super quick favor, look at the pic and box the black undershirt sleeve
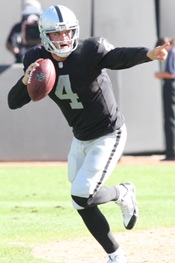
[8,77,31,109]
[100,47,152,70]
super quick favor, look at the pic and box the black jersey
[8,37,151,140]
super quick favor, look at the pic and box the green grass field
[0,164,175,263]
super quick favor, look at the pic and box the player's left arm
[98,40,169,70]
[146,43,169,61]
[100,46,152,69]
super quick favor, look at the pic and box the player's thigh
[71,124,127,197]
[68,137,86,182]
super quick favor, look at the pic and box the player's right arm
[8,58,42,109]
[8,47,45,109]
[8,77,31,109]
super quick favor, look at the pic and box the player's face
[49,30,72,50]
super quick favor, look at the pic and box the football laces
[28,71,33,84]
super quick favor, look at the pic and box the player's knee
[72,199,84,210]
[71,195,89,209]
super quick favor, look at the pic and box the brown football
[27,59,56,101]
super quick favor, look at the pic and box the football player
[8,5,168,263]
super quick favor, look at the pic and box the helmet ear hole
[39,5,79,57]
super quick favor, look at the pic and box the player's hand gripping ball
[27,59,56,101]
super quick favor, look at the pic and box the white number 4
[55,75,83,109]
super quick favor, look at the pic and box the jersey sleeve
[8,46,49,109]
[82,37,115,67]
[84,37,151,70]
[8,77,31,109]
[99,46,152,70]
[7,50,36,110]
